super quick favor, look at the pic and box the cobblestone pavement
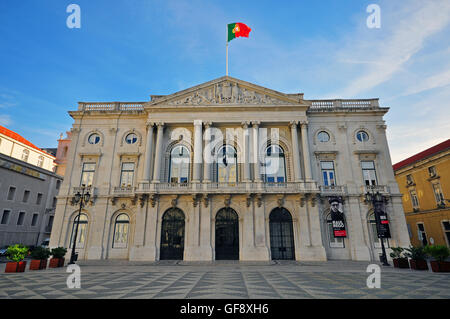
[0,260,449,299]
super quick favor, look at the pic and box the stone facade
[49,76,410,262]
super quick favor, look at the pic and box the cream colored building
[49,77,410,262]
[0,125,56,172]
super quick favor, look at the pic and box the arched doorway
[269,207,295,260]
[215,208,239,260]
[160,208,185,260]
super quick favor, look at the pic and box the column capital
[155,122,165,128]
[300,120,309,126]
[241,121,251,128]
[194,120,203,126]
[252,121,261,127]
[289,120,299,128]
[146,121,155,129]
[204,121,213,128]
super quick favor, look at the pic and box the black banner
[375,209,391,238]
[329,197,346,238]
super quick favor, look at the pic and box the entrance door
[160,208,185,260]
[215,208,239,260]
[269,208,295,260]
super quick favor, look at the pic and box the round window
[125,133,138,145]
[88,133,100,145]
[356,131,369,142]
[318,131,330,143]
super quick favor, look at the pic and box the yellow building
[393,139,450,247]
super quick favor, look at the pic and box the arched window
[169,145,190,183]
[216,145,237,183]
[21,149,30,162]
[326,214,345,248]
[125,133,138,145]
[368,212,390,248]
[69,214,88,248]
[113,214,130,248]
[318,131,330,143]
[264,145,286,183]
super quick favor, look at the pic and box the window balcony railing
[319,185,347,195]
[135,181,319,194]
[363,185,389,194]
[113,186,136,195]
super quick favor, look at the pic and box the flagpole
[226,25,229,76]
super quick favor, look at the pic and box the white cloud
[400,68,450,97]
[332,0,450,98]
[0,114,12,126]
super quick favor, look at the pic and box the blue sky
[0,0,449,164]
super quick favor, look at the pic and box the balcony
[319,185,347,196]
[363,185,390,195]
[113,186,136,195]
[136,181,319,195]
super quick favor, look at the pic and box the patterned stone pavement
[0,260,449,299]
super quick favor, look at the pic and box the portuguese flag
[228,23,252,42]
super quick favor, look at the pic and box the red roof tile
[393,139,450,171]
[0,125,55,158]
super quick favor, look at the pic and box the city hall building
[49,76,410,262]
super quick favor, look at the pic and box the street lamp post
[69,184,90,265]
[365,189,390,266]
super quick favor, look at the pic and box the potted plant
[29,247,51,270]
[5,244,29,273]
[424,245,450,272]
[389,247,409,268]
[404,246,428,270]
[49,247,67,268]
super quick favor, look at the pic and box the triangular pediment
[147,76,304,107]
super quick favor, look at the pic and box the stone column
[143,122,154,182]
[242,121,251,182]
[203,122,212,183]
[193,120,203,182]
[252,121,262,182]
[289,121,302,181]
[152,123,164,183]
[300,121,312,180]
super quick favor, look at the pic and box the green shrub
[30,246,51,260]
[424,245,450,262]
[6,244,29,262]
[404,246,427,260]
[51,247,67,259]
[389,247,405,259]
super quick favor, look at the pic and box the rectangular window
[406,174,414,185]
[7,186,16,201]
[410,190,419,209]
[428,166,437,177]
[120,163,135,187]
[321,161,336,186]
[17,212,25,226]
[31,214,38,226]
[36,193,43,205]
[48,216,54,228]
[37,156,44,167]
[417,223,428,246]
[1,210,10,225]
[23,190,30,203]
[432,183,445,205]
[442,221,450,247]
[362,161,377,186]
[81,163,96,186]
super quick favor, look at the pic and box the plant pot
[49,257,64,268]
[393,258,409,268]
[5,261,27,273]
[430,261,450,272]
[409,259,428,270]
[30,259,47,270]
